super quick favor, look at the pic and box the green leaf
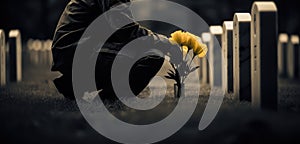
[165,75,174,79]
[189,66,200,73]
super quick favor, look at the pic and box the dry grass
[1,56,300,144]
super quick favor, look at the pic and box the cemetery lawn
[1,63,300,144]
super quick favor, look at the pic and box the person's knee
[129,55,164,95]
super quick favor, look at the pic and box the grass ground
[1,54,300,144]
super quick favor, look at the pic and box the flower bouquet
[166,30,208,98]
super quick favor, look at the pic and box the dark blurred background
[0,0,299,42]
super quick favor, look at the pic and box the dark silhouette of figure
[51,0,177,100]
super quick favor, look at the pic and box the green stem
[176,82,181,98]
[184,47,191,62]
[189,55,196,68]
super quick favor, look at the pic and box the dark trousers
[54,52,164,100]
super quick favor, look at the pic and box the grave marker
[201,33,211,85]
[251,2,278,110]
[196,37,203,82]
[287,35,299,79]
[8,30,22,82]
[222,21,234,93]
[40,40,48,65]
[233,13,252,101]
[44,39,53,66]
[0,30,5,86]
[27,39,34,51]
[209,26,223,88]
[278,33,289,77]
[32,39,42,65]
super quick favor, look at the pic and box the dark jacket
[51,0,152,73]
[51,0,177,100]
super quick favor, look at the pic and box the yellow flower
[182,45,188,54]
[169,30,208,58]
[186,33,200,51]
[168,37,176,45]
[169,30,184,45]
[197,43,208,58]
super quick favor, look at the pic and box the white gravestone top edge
[234,13,251,22]
[279,33,289,43]
[291,35,299,44]
[252,2,277,12]
[201,33,211,43]
[223,21,233,30]
[209,26,223,35]
[45,39,53,51]
[9,30,20,37]
[32,40,43,51]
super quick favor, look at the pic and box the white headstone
[44,39,53,66]
[233,13,252,101]
[209,26,223,88]
[27,39,34,51]
[222,21,234,93]
[196,37,203,82]
[278,34,289,78]
[27,39,34,63]
[251,2,278,110]
[287,35,299,79]
[201,33,211,85]
[0,30,6,86]
[8,30,22,82]
[39,40,48,65]
[31,40,42,64]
